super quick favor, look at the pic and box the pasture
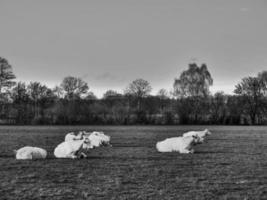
[0,126,266,200]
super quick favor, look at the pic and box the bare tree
[124,78,152,111]
[125,79,152,98]
[60,76,89,100]
[234,76,265,124]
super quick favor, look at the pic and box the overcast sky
[0,0,267,97]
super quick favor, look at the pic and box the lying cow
[85,131,111,148]
[65,131,85,142]
[182,129,211,144]
[54,135,93,159]
[156,135,201,153]
[15,146,47,160]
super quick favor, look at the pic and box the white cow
[86,131,111,148]
[156,135,201,153]
[15,146,47,160]
[64,131,85,142]
[54,136,93,159]
[182,129,211,143]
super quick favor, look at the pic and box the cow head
[82,135,94,149]
[204,129,212,136]
[192,135,203,144]
[77,131,85,140]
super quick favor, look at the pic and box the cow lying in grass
[156,135,201,153]
[56,131,111,159]
[182,129,211,144]
[65,131,85,142]
[15,146,47,160]
[54,135,93,159]
[86,131,111,148]
[65,131,111,148]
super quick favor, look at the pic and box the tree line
[1,57,267,125]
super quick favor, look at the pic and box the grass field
[0,126,266,200]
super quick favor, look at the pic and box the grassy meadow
[0,126,266,200]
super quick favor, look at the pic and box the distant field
[0,126,267,200]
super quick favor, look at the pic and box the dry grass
[0,126,267,200]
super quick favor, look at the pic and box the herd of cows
[14,129,211,160]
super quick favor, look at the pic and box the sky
[0,0,267,98]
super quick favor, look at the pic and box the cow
[156,135,201,153]
[15,146,47,160]
[54,135,93,159]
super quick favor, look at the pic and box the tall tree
[27,82,50,118]
[11,82,29,124]
[234,76,265,124]
[124,79,152,98]
[258,71,267,95]
[157,89,169,114]
[210,92,227,124]
[124,78,152,111]
[173,63,213,123]
[60,76,89,100]
[173,63,213,98]
[0,57,16,119]
[0,57,16,94]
